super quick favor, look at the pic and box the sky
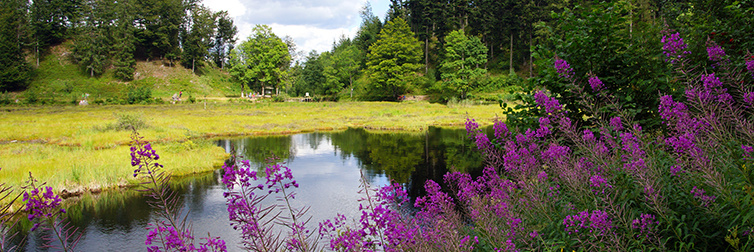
[203,0,390,62]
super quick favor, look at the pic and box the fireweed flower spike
[588,74,604,92]
[554,56,575,79]
[661,32,690,63]
[131,131,226,252]
[706,40,726,62]
[22,173,81,251]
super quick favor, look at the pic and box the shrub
[126,85,152,104]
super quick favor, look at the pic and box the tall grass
[0,141,227,196]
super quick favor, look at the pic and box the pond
[12,127,485,251]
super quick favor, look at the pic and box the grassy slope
[21,42,241,103]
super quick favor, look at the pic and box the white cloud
[203,0,390,57]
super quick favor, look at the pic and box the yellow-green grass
[0,140,228,193]
[0,101,504,148]
[0,101,503,203]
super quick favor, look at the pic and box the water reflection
[14,127,484,251]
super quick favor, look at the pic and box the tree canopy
[229,25,290,95]
[439,30,488,99]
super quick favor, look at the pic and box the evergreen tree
[0,0,31,91]
[354,2,382,60]
[112,0,136,81]
[134,0,186,63]
[300,51,325,97]
[365,18,422,100]
[29,0,81,67]
[71,0,112,77]
[181,5,214,73]
[212,11,237,69]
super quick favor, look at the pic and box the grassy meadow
[0,101,503,196]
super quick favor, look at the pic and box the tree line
[2,0,751,103]
[0,0,237,91]
[286,0,753,102]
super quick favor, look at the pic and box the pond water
[13,127,484,251]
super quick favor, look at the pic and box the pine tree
[112,0,136,81]
[0,0,31,91]
[366,18,422,100]
[212,11,237,69]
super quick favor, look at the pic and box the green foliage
[0,91,12,105]
[104,112,148,131]
[322,42,362,96]
[511,1,674,130]
[438,30,488,99]
[229,25,291,93]
[126,85,153,104]
[212,11,237,69]
[354,2,383,59]
[112,0,137,81]
[365,18,423,100]
[180,5,215,73]
[72,28,110,77]
[0,0,31,91]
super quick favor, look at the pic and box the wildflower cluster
[131,131,226,252]
[554,56,575,79]
[222,158,314,251]
[23,184,64,231]
[21,173,81,251]
[145,223,226,252]
[661,32,690,63]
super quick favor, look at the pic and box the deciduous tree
[439,30,487,99]
[229,25,290,95]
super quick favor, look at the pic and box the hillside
[9,42,241,105]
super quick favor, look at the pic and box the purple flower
[610,117,623,131]
[632,214,658,238]
[744,92,754,105]
[533,91,563,114]
[493,119,509,139]
[542,144,570,162]
[589,174,612,194]
[554,56,575,79]
[662,32,690,63]
[474,132,491,150]
[563,210,613,235]
[465,118,480,138]
[747,59,754,76]
[701,73,723,89]
[23,185,65,231]
[582,129,596,142]
[743,145,754,160]
[706,42,726,61]
[588,75,604,92]
[691,186,716,207]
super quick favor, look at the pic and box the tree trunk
[529,33,533,78]
[509,33,514,75]
[192,58,195,74]
[425,27,429,75]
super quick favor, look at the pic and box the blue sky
[203,0,390,61]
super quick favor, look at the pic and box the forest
[0,0,753,104]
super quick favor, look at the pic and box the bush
[107,113,147,131]
[0,91,12,105]
[126,85,152,105]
